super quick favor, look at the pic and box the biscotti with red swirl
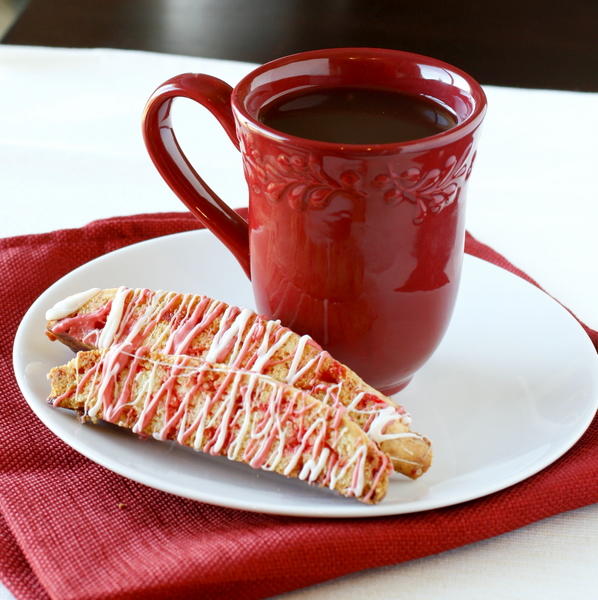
[48,349,392,504]
[45,287,433,479]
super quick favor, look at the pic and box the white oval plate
[13,229,598,517]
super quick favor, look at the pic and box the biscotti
[48,349,392,504]
[46,287,433,478]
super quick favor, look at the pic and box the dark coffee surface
[259,86,457,144]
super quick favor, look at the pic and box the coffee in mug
[257,85,458,144]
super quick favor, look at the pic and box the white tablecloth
[1,45,597,599]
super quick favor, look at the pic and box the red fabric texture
[1,214,596,600]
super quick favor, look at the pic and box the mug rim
[231,47,487,153]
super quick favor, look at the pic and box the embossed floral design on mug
[142,48,487,394]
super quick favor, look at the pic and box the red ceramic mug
[142,48,487,394]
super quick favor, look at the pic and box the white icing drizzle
[97,286,128,349]
[346,393,419,443]
[299,447,331,483]
[252,327,293,372]
[329,443,367,498]
[205,306,254,364]
[286,335,313,385]
[45,288,101,321]
[367,406,419,443]
[169,295,213,355]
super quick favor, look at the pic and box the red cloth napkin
[1,213,597,600]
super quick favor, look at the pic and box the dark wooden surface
[3,0,598,91]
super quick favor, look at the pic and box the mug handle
[142,73,251,278]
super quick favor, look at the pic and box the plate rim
[13,229,598,518]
